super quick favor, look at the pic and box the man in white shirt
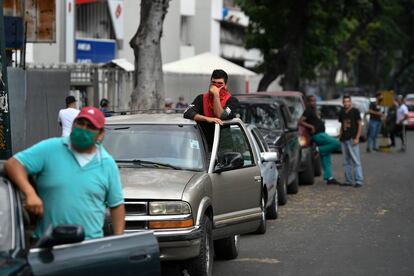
[58,96,80,137]
[396,95,409,152]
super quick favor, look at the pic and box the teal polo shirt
[15,137,124,240]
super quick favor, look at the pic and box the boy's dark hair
[211,69,228,83]
[100,98,109,108]
[343,95,351,100]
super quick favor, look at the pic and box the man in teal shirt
[5,107,125,239]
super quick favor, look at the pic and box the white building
[26,0,261,68]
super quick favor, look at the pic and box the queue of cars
[1,91,375,276]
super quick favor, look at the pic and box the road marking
[233,258,280,264]
[376,208,389,216]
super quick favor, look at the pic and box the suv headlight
[149,201,191,215]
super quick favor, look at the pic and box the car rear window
[281,96,304,123]
[238,103,282,130]
[317,105,342,119]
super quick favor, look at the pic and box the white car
[317,101,342,138]
[405,93,414,101]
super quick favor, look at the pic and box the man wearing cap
[4,107,125,240]
[58,95,80,137]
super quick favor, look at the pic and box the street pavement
[162,131,414,276]
[213,131,414,276]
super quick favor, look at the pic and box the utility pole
[0,0,13,159]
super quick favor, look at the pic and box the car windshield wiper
[116,159,182,170]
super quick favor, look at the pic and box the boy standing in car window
[299,95,341,185]
[4,107,125,240]
[184,69,239,149]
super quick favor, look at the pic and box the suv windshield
[104,125,204,171]
[238,103,282,130]
[0,181,12,252]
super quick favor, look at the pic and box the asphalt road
[162,131,414,276]
[213,131,414,276]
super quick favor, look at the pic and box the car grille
[124,200,148,231]
[125,200,148,215]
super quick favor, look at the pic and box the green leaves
[238,0,414,93]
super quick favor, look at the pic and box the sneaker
[366,148,371,153]
[327,178,341,185]
[354,183,363,188]
[339,182,353,187]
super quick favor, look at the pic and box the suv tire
[187,215,213,276]
[254,195,267,234]
[214,235,239,260]
[266,188,278,219]
[299,153,315,185]
[277,176,288,206]
[287,173,299,194]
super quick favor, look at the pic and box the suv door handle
[254,176,262,182]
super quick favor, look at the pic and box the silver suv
[104,113,268,276]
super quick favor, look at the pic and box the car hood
[120,167,198,200]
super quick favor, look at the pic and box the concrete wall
[7,68,71,152]
[31,0,65,64]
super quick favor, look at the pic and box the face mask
[70,127,98,150]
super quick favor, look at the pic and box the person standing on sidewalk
[395,95,409,152]
[58,96,80,137]
[338,95,364,188]
[299,95,341,185]
[366,92,385,152]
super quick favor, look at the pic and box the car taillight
[298,135,308,147]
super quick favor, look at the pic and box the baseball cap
[65,95,76,105]
[75,106,105,129]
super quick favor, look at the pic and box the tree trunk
[257,0,308,92]
[129,0,170,111]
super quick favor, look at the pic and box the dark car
[236,95,301,205]
[0,173,161,276]
[258,92,322,183]
[235,92,322,184]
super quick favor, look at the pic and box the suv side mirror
[36,225,85,248]
[260,152,278,162]
[214,152,244,172]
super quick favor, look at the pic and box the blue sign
[76,39,116,63]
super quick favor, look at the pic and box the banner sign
[76,38,116,63]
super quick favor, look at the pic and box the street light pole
[0,0,13,159]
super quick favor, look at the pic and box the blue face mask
[70,127,98,150]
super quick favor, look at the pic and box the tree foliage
[238,0,414,96]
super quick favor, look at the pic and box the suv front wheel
[187,215,213,276]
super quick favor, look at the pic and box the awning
[162,52,257,76]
